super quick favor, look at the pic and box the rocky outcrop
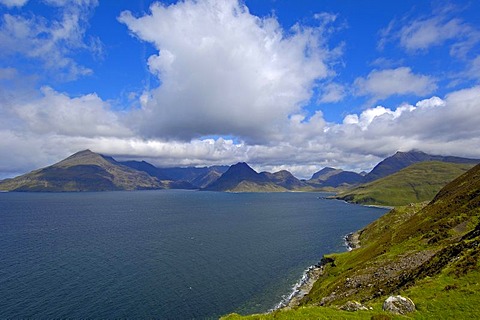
[344,232,360,250]
[339,301,369,311]
[382,295,415,315]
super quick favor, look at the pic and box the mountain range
[0,149,478,194]
[203,162,310,192]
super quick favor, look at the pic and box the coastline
[272,256,335,310]
[271,202,391,311]
[272,232,359,311]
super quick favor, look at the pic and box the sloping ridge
[337,161,476,206]
[308,167,364,188]
[364,150,479,182]
[0,150,162,191]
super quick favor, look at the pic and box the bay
[0,190,387,319]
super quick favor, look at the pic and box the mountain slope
[0,150,163,192]
[308,168,364,188]
[321,171,364,188]
[203,162,272,191]
[364,150,479,182]
[118,160,172,180]
[261,170,310,190]
[158,166,229,185]
[337,161,475,206]
[310,167,342,181]
[203,163,308,192]
[224,163,480,320]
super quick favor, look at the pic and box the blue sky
[1,0,480,179]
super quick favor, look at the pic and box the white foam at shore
[270,264,320,311]
[271,233,353,311]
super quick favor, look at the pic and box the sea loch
[0,190,387,319]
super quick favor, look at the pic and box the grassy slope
[337,161,474,206]
[223,164,480,319]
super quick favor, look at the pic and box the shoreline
[271,202,390,312]
[271,257,334,310]
[272,232,358,311]
[344,231,361,251]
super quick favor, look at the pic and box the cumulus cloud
[334,87,480,158]
[118,0,337,142]
[0,0,101,80]
[13,87,131,138]
[354,67,437,101]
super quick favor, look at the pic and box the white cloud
[13,86,131,138]
[0,0,28,8]
[400,18,466,51]
[415,96,445,108]
[318,83,345,103]
[380,8,480,59]
[354,67,437,101]
[466,55,480,80]
[336,86,480,157]
[0,0,101,80]
[118,0,336,142]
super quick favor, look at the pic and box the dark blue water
[0,190,387,319]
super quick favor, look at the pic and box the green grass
[222,306,400,320]
[337,162,475,206]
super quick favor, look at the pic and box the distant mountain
[308,167,364,188]
[310,167,342,181]
[203,162,269,191]
[190,168,226,188]
[174,166,229,188]
[0,150,163,192]
[321,171,364,188]
[119,161,228,189]
[118,160,172,180]
[203,162,308,192]
[364,150,479,182]
[337,161,476,206]
[261,170,310,190]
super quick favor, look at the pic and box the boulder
[339,300,368,311]
[382,295,415,315]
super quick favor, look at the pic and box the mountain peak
[55,149,106,168]
[226,162,257,175]
[310,167,343,181]
[0,150,162,192]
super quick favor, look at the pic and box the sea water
[0,190,387,319]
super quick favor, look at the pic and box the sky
[1,0,480,179]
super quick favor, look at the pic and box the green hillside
[363,150,479,182]
[337,161,475,206]
[223,163,480,319]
